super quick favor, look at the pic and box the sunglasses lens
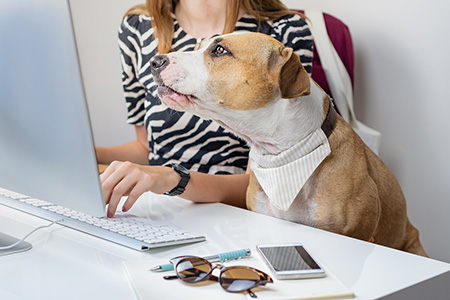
[220,268,261,292]
[176,257,211,283]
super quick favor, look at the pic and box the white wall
[72,0,450,262]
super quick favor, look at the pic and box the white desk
[0,192,449,300]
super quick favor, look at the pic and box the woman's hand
[100,161,179,217]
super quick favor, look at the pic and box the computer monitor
[0,0,106,222]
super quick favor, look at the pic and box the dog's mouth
[156,83,197,109]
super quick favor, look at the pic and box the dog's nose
[150,55,168,74]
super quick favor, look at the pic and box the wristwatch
[164,163,191,196]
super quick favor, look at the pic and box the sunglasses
[164,255,273,298]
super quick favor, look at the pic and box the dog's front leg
[313,175,381,242]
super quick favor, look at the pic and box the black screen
[260,245,321,271]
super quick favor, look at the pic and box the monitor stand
[0,232,32,256]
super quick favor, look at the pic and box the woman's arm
[101,161,249,218]
[96,125,149,165]
[183,172,249,207]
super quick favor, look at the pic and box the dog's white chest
[252,183,318,228]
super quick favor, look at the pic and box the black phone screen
[259,245,321,271]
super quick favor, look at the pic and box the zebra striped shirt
[118,13,313,174]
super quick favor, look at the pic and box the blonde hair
[124,0,304,54]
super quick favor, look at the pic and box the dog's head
[151,32,310,114]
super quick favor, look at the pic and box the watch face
[174,164,189,175]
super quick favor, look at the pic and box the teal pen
[149,248,251,272]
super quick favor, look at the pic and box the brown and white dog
[150,32,427,256]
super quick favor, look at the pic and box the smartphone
[256,243,325,279]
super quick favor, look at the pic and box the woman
[97,0,313,217]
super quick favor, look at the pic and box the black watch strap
[164,163,190,196]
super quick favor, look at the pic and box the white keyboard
[0,188,206,251]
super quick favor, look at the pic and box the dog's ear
[278,47,311,99]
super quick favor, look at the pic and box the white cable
[0,219,64,250]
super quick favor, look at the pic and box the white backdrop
[71,0,450,262]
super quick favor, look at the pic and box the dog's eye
[211,44,229,56]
